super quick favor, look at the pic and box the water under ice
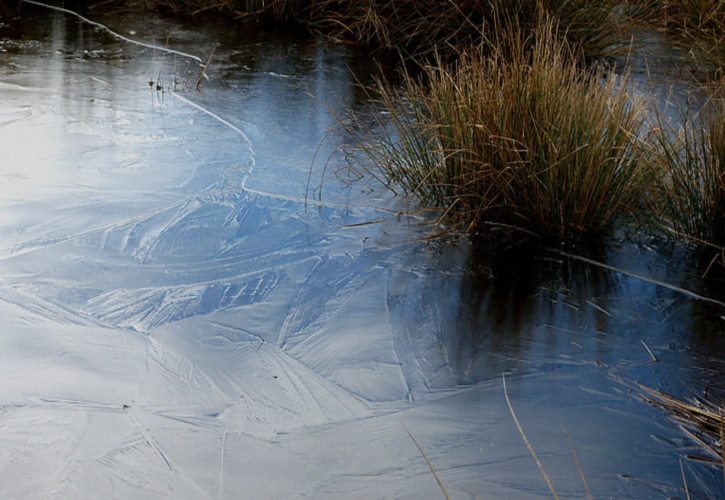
[0,6,724,498]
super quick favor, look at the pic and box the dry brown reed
[638,0,725,69]
[641,384,725,468]
[646,85,725,270]
[356,18,646,240]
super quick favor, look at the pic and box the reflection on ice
[0,5,724,498]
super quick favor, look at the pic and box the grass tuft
[638,0,725,69]
[357,18,646,240]
[647,86,725,269]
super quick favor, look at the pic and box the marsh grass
[655,0,725,33]
[127,0,635,59]
[356,19,646,240]
[301,0,633,58]
[647,88,725,270]
[640,0,725,69]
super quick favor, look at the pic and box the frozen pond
[1,5,724,498]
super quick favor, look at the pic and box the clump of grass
[647,87,725,270]
[639,0,725,69]
[660,0,725,31]
[358,19,646,240]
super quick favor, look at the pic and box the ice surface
[0,7,724,499]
